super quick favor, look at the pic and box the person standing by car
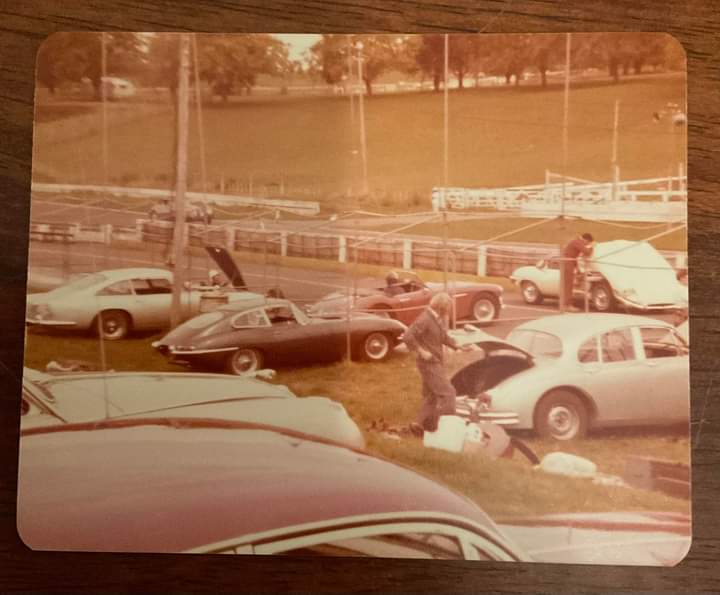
[384,271,404,297]
[403,292,469,435]
[561,232,595,311]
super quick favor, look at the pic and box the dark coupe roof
[18,422,496,553]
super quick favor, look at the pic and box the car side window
[265,305,297,326]
[640,327,685,359]
[231,309,270,329]
[577,336,599,363]
[96,280,133,296]
[148,278,173,294]
[130,279,154,295]
[600,328,636,362]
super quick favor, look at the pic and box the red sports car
[308,271,503,326]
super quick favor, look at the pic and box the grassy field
[33,75,686,211]
[24,332,690,519]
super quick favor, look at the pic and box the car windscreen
[47,273,107,297]
[506,329,563,359]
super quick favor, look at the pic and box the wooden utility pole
[561,32,571,219]
[170,34,191,328]
[442,34,449,291]
[611,99,620,202]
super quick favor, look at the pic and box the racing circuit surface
[27,238,677,339]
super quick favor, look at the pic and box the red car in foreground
[17,419,690,565]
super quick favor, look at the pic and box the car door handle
[644,360,659,367]
[583,367,600,374]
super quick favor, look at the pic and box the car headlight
[32,304,52,320]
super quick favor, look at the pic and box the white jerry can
[423,415,466,453]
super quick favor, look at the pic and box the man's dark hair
[581,233,594,242]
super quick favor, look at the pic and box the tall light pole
[346,35,356,196]
[356,41,369,196]
[170,33,191,328]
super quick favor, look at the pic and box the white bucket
[423,415,467,453]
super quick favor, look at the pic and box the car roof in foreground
[24,371,295,414]
[18,421,500,554]
[216,296,290,312]
[513,313,672,340]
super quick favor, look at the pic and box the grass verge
[24,332,690,519]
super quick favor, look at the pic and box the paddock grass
[24,332,691,519]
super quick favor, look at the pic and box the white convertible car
[510,240,687,313]
[449,314,689,440]
[26,246,261,339]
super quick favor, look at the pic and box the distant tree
[36,32,145,99]
[527,34,566,87]
[195,34,290,100]
[310,34,407,96]
[415,34,445,92]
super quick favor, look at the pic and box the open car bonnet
[589,241,683,307]
[446,326,534,379]
[205,246,248,290]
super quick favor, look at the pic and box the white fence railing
[432,175,688,223]
[31,182,321,215]
[29,219,688,280]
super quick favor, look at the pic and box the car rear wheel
[591,281,614,312]
[226,348,263,375]
[471,293,499,325]
[520,281,544,305]
[96,310,131,341]
[362,332,391,361]
[535,390,588,440]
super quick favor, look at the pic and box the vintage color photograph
[19,32,689,564]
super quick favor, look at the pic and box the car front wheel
[520,281,544,305]
[362,332,391,361]
[591,282,614,312]
[96,310,131,340]
[534,390,588,440]
[471,293,499,325]
[226,348,263,375]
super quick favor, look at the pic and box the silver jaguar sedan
[449,313,689,440]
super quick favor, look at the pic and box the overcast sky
[272,34,321,61]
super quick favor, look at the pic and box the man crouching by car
[403,292,471,436]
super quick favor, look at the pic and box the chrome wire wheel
[363,332,390,361]
[472,295,497,323]
[227,348,262,375]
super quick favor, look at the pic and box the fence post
[338,235,346,263]
[225,226,234,251]
[477,245,487,277]
[402,238,412,270]
[281,231,288,257]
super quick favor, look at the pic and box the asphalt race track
[26,238,676,339]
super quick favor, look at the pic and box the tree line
[37,32,684,101]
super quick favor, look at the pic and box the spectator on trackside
[561,233,595,311]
